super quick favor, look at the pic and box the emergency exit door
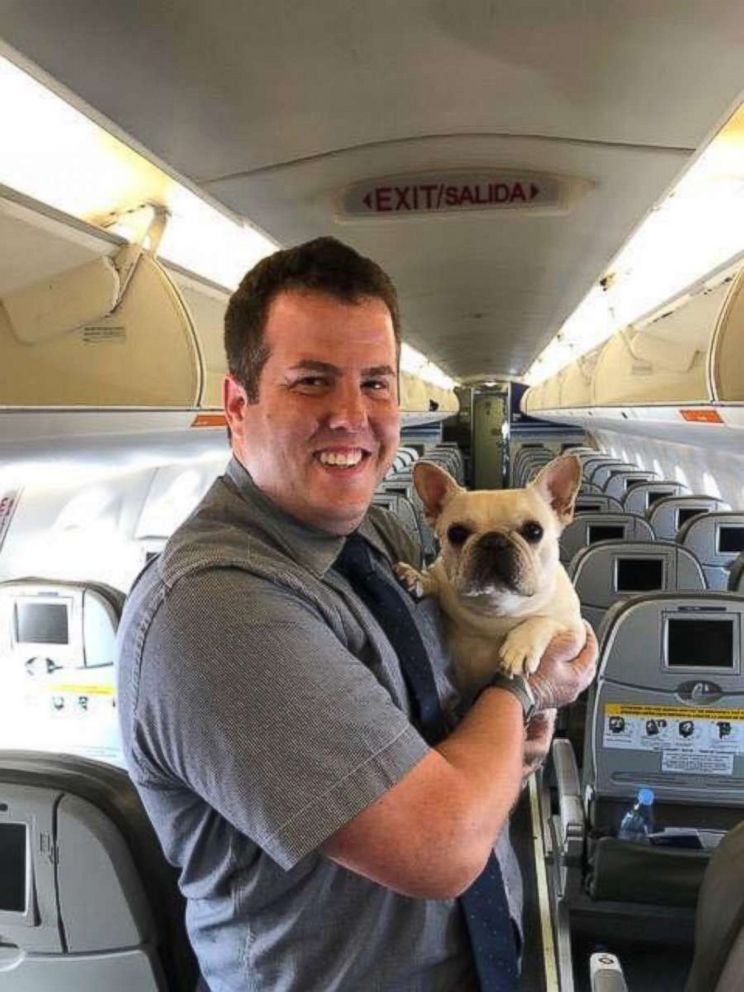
[473,390,508,489]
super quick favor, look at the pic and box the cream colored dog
[395,454,584,696]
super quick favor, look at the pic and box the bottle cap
[638,787,655,805]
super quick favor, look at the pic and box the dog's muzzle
[463,530,536,597]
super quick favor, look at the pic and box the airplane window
[588,525,624,543]
[666,618,735,669]
[615,558,663,591]
[0,823,27,913]
[703,472,722,498]
[718,526,744,554]
[677,507,708,528]
[14,602,69,645]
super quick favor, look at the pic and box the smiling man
[116,237,596,992]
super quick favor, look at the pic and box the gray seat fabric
[0,750,200,991]
[622,480,689,516]
[729,553,744,593]
[686,820,744,992]
[590,462,638,488]
[678,512,744,590]
[648,495,731,542]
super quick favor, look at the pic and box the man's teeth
[318,450,364,466]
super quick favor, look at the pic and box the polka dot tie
[335,534,519,991]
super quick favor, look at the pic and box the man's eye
[293,376,330,390]
[362,378,390,392]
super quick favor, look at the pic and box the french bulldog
[395,454,584,696]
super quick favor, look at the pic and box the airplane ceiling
[2,0,744,379]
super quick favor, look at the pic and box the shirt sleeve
[131,568,430,870]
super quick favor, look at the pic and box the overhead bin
[0,246,457,426]
[521,266,744,417]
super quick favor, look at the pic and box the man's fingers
[543,627,587,665]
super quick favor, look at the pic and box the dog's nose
[479,531,510,553]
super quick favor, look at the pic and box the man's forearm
[434,688,525,860]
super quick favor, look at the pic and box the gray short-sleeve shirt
[116,457,519,992]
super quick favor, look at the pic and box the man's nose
[326,382,368,431]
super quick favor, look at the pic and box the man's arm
[322,625,598,899]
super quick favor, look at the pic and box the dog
[395,454,584,697]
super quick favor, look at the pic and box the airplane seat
[0,578,125,765]
[511,443,549,486]
[678,512,744,590]
[0,749,199,991]
[590,462,638,489]
[547,593,744,990]
[560,513,654,567]
[622,480,689,516]
[603,470,658,502]
[516,452,551,487]
[729,553,744,594]
[578,481,604,496]
[568,540,706,630]
[647,495,731,541]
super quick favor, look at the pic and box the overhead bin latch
[3,202,170,345]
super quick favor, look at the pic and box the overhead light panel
[526,102,744,385]
[0,52,276,288]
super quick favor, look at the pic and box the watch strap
[480,673,537,724]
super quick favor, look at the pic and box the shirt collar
[225,456,391,577]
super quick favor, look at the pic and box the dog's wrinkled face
[414,455,581,613]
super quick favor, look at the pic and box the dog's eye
[520,520,544,543]
[446,524,471,546]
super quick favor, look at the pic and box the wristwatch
[480,672,537,725]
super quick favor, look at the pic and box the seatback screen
[588,525,624,543]
[677,507,707,528]
[576,502,602,513]
[667,618,735,669]
[625,478,645,492]
[616,558,663,592]
[718,527,744,554]
[0,823,26,913]
[14,602,69,644]
[646,491,668,507]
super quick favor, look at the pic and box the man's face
[224,289,401,535]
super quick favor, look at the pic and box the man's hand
[528,622,598,712]
[523,708,556,778]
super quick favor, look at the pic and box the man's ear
[530,455,582,527]
[413,461,463,525]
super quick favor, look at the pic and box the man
[116,237,596,991]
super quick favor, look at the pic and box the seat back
[0,750,199,991]
[678,513,744,590]
[648,495,731,541]
[729,554,744,594]
[569,541,706,630]
[623,481,689,516]
[686,820,744,992]
[0,579,124,765]
[560,513,654,566]
[587,592,744,810]
[514,449,551,487]
[590,462,637,488]
[604,470,658,501]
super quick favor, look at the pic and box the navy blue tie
[334,533,519,992]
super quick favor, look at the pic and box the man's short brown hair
[224,237,401,402]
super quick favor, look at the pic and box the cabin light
[525,102,744,384]
[0,52,276,289]
[400,343,456,390]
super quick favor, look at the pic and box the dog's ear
[413,461,463,525]
[530,454,582,527]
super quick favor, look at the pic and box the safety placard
[341,170,591,218]
[603,703,744,774]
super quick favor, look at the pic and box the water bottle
[617,787,655,843]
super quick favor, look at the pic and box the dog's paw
[394,562,427,600]
[499,629,544,677]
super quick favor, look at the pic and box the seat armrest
[552,738,585,864]
[590,951,628,991]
